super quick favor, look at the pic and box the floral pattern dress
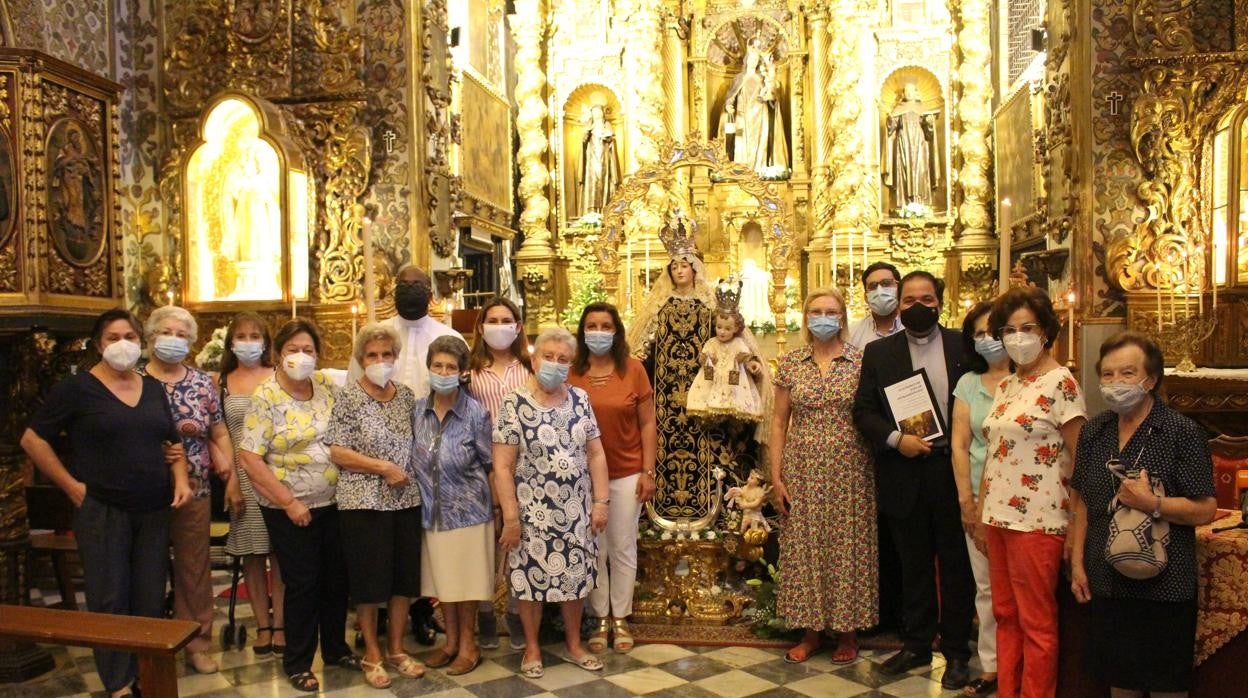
[981,367,1086,534]
[238,372,339,510]
[494,384,601,602]
[774,345,879,631]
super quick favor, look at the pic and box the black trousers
[262,505,351,675]
[883,454,976,662]
[73,494,171,692]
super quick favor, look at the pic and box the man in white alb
[848,261,905,351]
[380,265,463,395]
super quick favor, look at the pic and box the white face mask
[482,324,518,351]
[1101,380,1150,414]
[364,361,396,388]
[1003,332,1044,366]
[101,339,142,371]
[282,352,316,381]
[867,286,898,316]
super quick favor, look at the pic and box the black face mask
[394,282,430,320]
[900,302,940,334]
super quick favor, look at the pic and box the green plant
[561,244,609,328]
[743,562,795,639]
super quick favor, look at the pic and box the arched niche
[878,66,948,216]
[560,83,625,223]
[182,93,312,306]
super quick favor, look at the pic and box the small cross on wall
[1106,92,1125,116]
[382,129,397,154]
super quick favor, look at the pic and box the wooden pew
[0,605,198,697]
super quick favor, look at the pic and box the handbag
[1104,464,1170,580]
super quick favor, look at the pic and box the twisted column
[807,5,834,249]
[512,0,551,252]
[826,2,872,287]
[954,0,993,244]
[625,0,665,166]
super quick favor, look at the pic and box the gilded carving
[512,0,551,249]
[296,0,364,94]
[825,1,875,249]
[953,0,992,238]
[163,0,227,112]
[625,0,665,167]
[420,0,456,259]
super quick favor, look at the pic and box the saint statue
[222,150,282,299]
[722,38,789,174]
[883,83,940,211]
[577,104,620,217]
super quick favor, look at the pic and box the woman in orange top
[568,302,657,653]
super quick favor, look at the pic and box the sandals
[424,648,456,669]
[568,652,604,672]
[784,638,822,664]
[445,653,482,676]
[520,658,544,678]
[254,626,273,656]
[361,659,392,689]
[287,671,319,693]
[612,619,634,653]
[272,627,286,656]
[964,676,999,696]
[386,653,426,678]
[587,618,610,653]
[831,636,859,665]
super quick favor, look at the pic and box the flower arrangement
[895,201,933,219]
[578,212,603,228]
[195,326,228,372]
[743,562,795,639]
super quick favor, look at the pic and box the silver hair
[533,327,576,356]
[352,323,404,365]
[145,305,198,344]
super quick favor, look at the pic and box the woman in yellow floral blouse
[238,319,360,693]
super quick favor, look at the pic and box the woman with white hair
[495,327,610,678]
[139,305,234,674]
[327,323,424,688]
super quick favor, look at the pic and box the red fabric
[988,527,1063,698]
[1211,453,1247,510]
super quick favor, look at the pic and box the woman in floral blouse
[327,323,425,688]
[139,305,234,675]
[238,319,359,693]
[978,287,1086,698]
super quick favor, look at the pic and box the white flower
[705,531,718,540]
[710,585,722,595]
[676,532,687,541]
[660,531,672,541]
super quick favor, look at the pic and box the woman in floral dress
[770,288,877,664]
[978,287,1086,698]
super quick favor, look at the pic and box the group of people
[771,261,1216,698]
[20,256,1218,698]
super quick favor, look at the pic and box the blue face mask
[232,340,265,366]
[974,336,1009,365]
[428,371,461,395]
[536,360,570,390]
[807,315,841,341]
[153,335,190,364]
[584,331,614,356]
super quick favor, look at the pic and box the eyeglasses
[1000,323,1044,337]
[866,279,898,292]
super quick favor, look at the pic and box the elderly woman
[978,287,1086,698]
[569,302,657,654]
[412,335,495,676]
[950,300,1009,696]
[238,319,359,693]
[327,323,425,688]
[22,309,192,698]
[770,288,877,664]
[139,305,234,674]
[1070,332,1216,697]
[495,327,610,678]
[220,313,285,655]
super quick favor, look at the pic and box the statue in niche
[577,103,620,217]
[883,83,940,211]
[221,150,282,299]
[722,38,788,174]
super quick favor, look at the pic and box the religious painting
[231,0,278,43]
[706,15,791,178]
[460,71,512,213]
[993,84,1038,234]
[0,126,14,247]
[46,118,106,267]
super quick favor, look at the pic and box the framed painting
[45,117,106,267]
[0,125,13,246]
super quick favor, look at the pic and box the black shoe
[941,659,971,690]
[410,598,438,646]
[878,649,932,675]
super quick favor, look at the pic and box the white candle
[1066,289,1076,362]
[626,236,633,311]
[351,304,358,338]
[361,213,377,324]
[832,234,839,288]
[290,280,297,319]
[644,238,651,292]
[863,227,868,269]
[166,290,174,307]
[847,232,855,291]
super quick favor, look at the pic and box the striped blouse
[468,359,529,423]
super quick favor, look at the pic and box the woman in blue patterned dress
[494,327,610,679]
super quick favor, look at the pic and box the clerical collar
[394,314,429,328]
[906,328,940,345]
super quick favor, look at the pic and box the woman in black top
[21,308,192,698]
[1069,331,1216,695]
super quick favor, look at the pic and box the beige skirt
[420,520,496,602]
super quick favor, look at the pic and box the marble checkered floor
[5,572,975,697]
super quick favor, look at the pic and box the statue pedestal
[632,536,755,625]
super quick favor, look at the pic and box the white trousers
[589,473,641,618]
[965,530,998,673]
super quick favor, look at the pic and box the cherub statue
[725,470,773,534]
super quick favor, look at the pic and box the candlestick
[847,233,855,290]
[863,226,868,269]
[1155,278,1162,333]
[832,233,839,288]
[1066,289,1076,364]
[644,238,651,293]
[626,236,633,312]
[166,290,174,307]
[351,304,358,338]
[361,212,378,324]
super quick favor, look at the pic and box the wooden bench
[0,605,198,697]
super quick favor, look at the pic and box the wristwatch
[1150,495,1163,520]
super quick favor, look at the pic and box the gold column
[826,1,871,296]
[626,0,666,167]
[510,0,557,331]
[662,10,687,142]
[805,4,833,288]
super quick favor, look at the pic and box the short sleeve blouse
[325,380,422,511]
[953,371,997,497]
[238,371,339,509]
[1070,401,1216,601]
[567,357,653,480]
[981,366,1086,534]
[139,365,222,498]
